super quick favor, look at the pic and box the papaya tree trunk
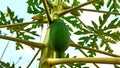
[39,28,51,68]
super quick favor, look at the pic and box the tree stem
[47,57,120,65]
[0,21,47,28]
[70,42,120,57]
[79,8,120,15]
[78,49,99,68]
[27,49,41,68]
[59,0,98,16]
[0,35,44,48]
[42,0,52,23]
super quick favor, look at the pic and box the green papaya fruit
[49,18,70,58]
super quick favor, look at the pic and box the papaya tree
[0,0,120,68]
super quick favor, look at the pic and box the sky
[0,0,120,68]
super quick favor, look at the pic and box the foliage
[0,7,40,50]
[0,61,21,68]
[0,0,120,68]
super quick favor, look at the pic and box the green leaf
[88,50,96,57]
[23,35,35,40]
[39,0,42,4]
[32,23,41,29]
[72,0,80,6]
[27,6,33,13]
[17,18,24,22]
[93,36,99,49]
[7,7,14,17]
[107,18,118,29]
[63,15,80,28]
[0,12,7,23]
[107,39,116,44]
[16,42,23,50]
[32,6,39,14]
[31,31,39,36]
[107,0,111,8]
[98,16,103,28]
[0,61,16,68]
[91,0,104,10]
[105,45,113,53]
[27,0,33,6]
[74,31,80,35]
[116,20,120,27]
[78,41,84,45]
[118,0,120,3]
[100,40,104,47]
[92,21,98,30]
[66,25,73,32]
[27,0,44,14]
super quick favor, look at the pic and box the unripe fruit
[49,18,70,58]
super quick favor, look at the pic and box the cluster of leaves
[27,0,44,14]
[0,61,21,68]
[62,15,80,29]
[0,7,40,50]
[71,0,120,57]
[88,0,120,12]
[75,13,120,56]
[107,0,120,12]
[87,0,104,10]
[27,0,45,30]
[62,0,120,57]
[62,1,82,31]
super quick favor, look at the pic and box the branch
[42,0,52,23]
[46,0,54,8]
[0,34,13,61]
[78,49,99,68]
[0,35,45,48]
[59,0,98,16]
[79,8,120,15]
[0,21,47,28]
[70,42,120,57]
[27,49,40,68]
[47,57,120,65]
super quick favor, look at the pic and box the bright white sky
[0,0,120,68]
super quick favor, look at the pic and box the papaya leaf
[62,15,81,28]
[0,61,20,68]
[27,6,33,13]
[0,12,7,23]
[16,42,23,50]
[74,28,90,35]
[66,25,73,32]
[107,0,120,13]
[107,18,118,29]
[7,7,15,23]
[87,0,104,10]
[88,50,96,57]
[118,0,120,2]
[72,0,80,7]
[98,16,103,27]
[91,21,98,30]
[107,0,111,8]
[100,39,104,47]
[27,0,44,14]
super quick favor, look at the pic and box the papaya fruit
[49,18,70,58]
